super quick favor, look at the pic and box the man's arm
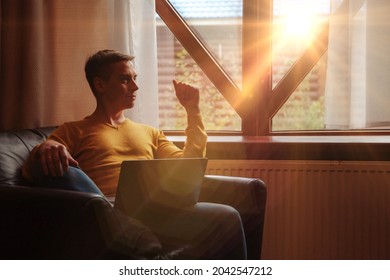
[173,80,207,158]
[173,80,200,115]
[22,139,79,180]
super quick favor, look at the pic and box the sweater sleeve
[155,113,207,158]
[182,113,207,158]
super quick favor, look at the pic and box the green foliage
[272,61,326,131]
[161,48,325,131]
[161,49,241,130]
[272,95,325,131]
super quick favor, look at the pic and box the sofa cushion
[0,127,56,186]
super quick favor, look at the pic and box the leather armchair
[0,126,267,259]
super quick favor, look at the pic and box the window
[156,0,242,131]
[156,0,390,135]
[272,1,329,131]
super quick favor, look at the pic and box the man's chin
[128,103,135,109]
[124,99,136,108]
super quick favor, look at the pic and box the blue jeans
[30,163,247,259]
[30,163,164,259]
[31,164,103,195]
[137,202,247,259]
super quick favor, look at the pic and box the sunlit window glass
[156,0,242,131]
[272,0,330,131]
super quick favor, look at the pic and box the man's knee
[193,203,247,259]
[30,162,102,195]
[197,203,242,224]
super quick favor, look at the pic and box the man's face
[98,60,139,110]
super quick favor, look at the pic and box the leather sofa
[0,126,267,259]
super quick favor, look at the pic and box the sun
[283,11,315,39]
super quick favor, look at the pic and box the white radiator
[206,160,390,259]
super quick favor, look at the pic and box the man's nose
[131,81,139,91]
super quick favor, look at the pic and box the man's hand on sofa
[35,140,79,177]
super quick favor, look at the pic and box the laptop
[114,158,208,217]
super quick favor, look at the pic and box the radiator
[206,160,390,260]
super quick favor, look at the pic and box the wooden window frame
[156,0,389,137]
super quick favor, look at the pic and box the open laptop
[114,158,208,217]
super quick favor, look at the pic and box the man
[23,50,246,259]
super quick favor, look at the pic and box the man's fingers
[42,149,56,177]
[58,146,70,173]
[172,80,200,114]
[50,146,63,177]
[68,156,79,168]
[39,153,49,176]
[173,80,198,99]
[36,140,74,178]
[63,149,79,168]
[39,145,65,177]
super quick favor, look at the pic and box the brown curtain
[0,0,114,130]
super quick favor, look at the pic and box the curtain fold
[0,0,158,130]
[0,0,57,129]
[325,0,390,129]
[126,0,159,128]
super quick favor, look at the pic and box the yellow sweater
[25,115,207,196]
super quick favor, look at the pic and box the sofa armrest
[199,175,267,259]
[0,184,128,259]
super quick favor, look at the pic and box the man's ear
[93,77,105,95]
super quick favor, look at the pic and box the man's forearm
[182,114,207,158]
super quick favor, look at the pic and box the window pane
[272,53,327,131]
[168,0,242,89]
[272,0,390,132]
[156,19,241,131]
[272,0,330,88]
[272,0,329,131]
[324,0,390,130]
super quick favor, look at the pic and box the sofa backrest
[0,127,57,186]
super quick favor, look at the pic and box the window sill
[167,135,390,161]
